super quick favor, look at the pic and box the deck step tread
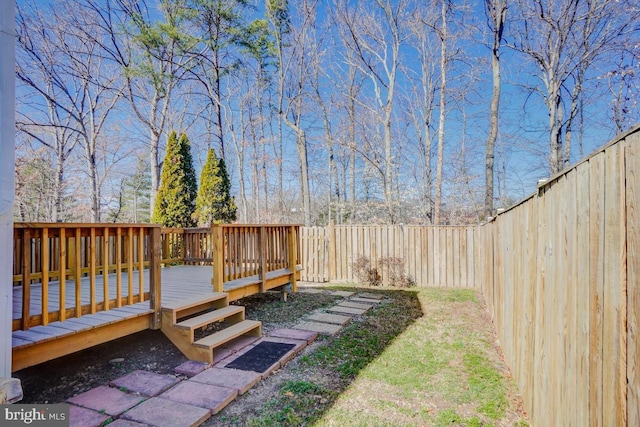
[175,306,245,330]
[162,292,228,312]
[194,320,261,349]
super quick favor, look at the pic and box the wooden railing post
[259,226,267,293]
[211,224,224,293]
[287,225,298,293]
[149,226,162,330]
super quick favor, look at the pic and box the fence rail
[12,223,161,331]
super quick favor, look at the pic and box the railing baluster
[21,229,31,330]
[138,227,144,302]
[74,228,81,318]
[90,227,96,314]
[41,227,49,325]
[59,228,66,322]
[127,227,133,305]
[116,227,122,307]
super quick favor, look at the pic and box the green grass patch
[211,287,527,426]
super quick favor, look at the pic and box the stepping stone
[107,420,150,427]
[293,321,343,335]
[159,380,237,414]
[67,385,143,416]
[297,288,325,294]
[307,312,352,325]
[269,328,318,344]
[220,335,261,352]
[350,297,382,304]
[327,306,367,316]
[339,301,373,310]
[121,397,210,427]
[110,370,180,397]
[69,405,110,427]
[359,292,384,300]
[331,290,355,297]
[175,361,209,377]
[190,367,262,395]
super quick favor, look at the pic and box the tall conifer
[152,131,197,227]
[195,148,237,225]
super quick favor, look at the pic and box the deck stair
[161,292,262,364]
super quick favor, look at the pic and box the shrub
[351,256,381,286]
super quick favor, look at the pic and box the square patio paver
[68,405,110,427]
[67,385,144,416]
[269,328,318,343]
[293,321,343,335]
[327,306,367,316]
[110,370,180,397]
[306,312,352,325]
[159,380,237,414]
[190,367,262,394]
[121,397,210,427]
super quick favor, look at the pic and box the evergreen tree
[195,148,237,225]
[152,131,197,227]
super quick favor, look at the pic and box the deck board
[12,265,296,351]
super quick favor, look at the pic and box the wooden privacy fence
[12,223,162,331]
[477,126,640,426]
[299,224,477,288]
[299,125,640,426]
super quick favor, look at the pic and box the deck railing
[11,223,300,332]
[13,223,161,331]
[211,224,301,293]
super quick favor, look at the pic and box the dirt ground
[14,290,340,405]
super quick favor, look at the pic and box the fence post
[149,226,162,330]
[328,220,336,282]
[287,226,298,292]
[211,224,224,293]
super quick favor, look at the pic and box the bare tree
[82,0,197,216]
[17,0,124,222]
[484,0,507,218]
[334,0,407,222]
[512,0,639,174]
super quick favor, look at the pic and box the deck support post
[0,1,23,401]
[211,224,224,293]
[149,226,162,330]
[287,226,298,293]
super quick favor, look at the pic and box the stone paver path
[62,290,384,426]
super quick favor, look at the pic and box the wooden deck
[11,265,299,372]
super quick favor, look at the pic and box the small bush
[351,255,415,288]
[378,256,416,288]
[351,256,381,286]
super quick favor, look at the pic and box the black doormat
[225,341,296,373]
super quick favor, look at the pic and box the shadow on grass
[212,286,424,426]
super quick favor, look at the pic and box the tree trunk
[434,0,448,225]
[484,0,506,218]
